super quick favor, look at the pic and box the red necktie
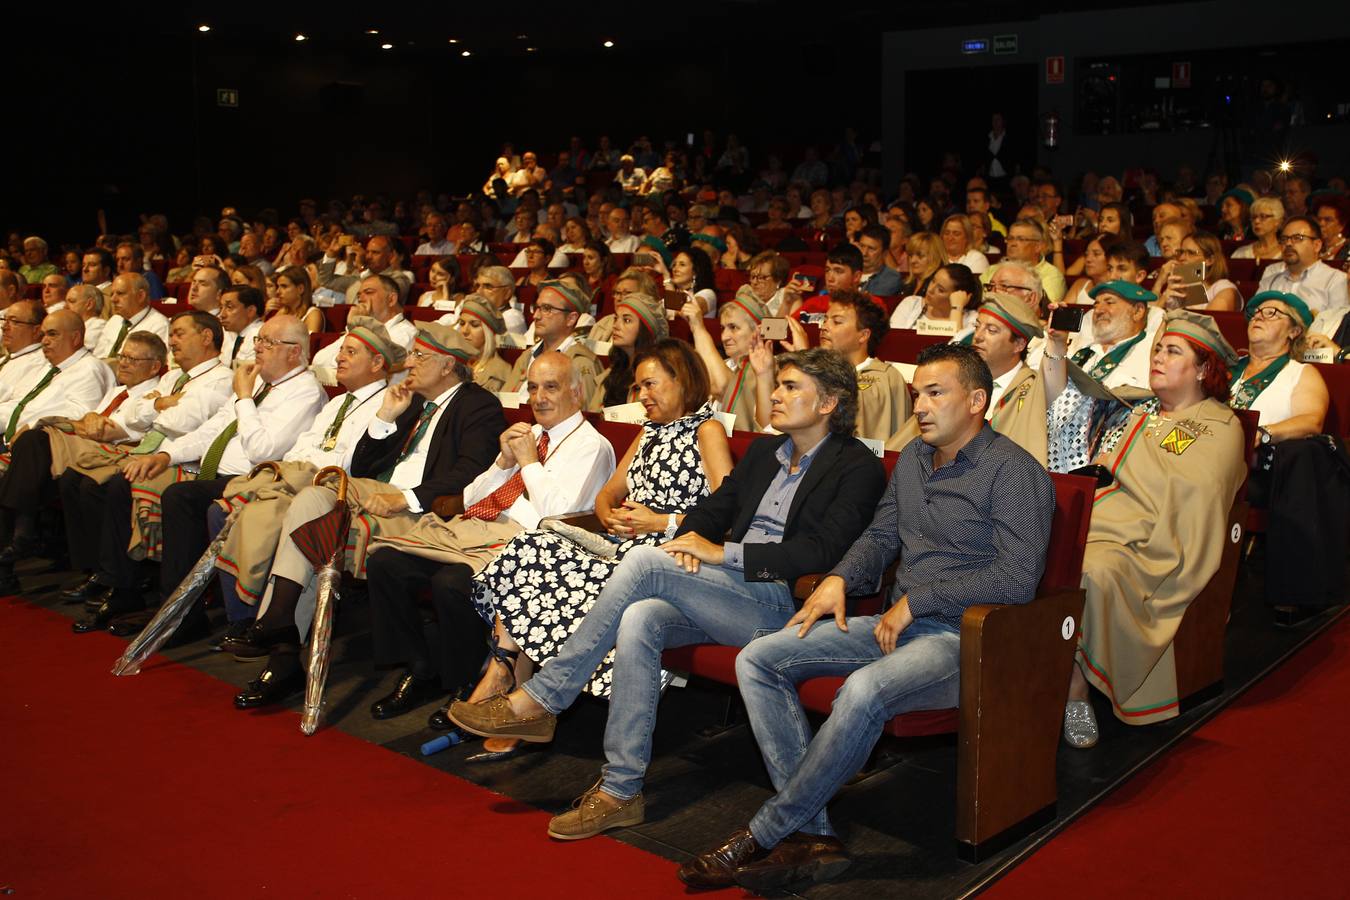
[100,388,130,417]
[462,431,550,521]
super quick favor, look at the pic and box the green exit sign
[217,88,239,108]
[993,34,1018,55]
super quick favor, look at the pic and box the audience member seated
[1063,311,1246,747]
[0,309,114,455]
[81,247,114,291]
[458,341,730,758]
[465,265,526,337]
[1313,194,1350,263]
[0,301,51,388]
[1153,231,1240,311]
[1256,216,1350,315]
[503,282,601,403]
[231,323,503,707]
[1217,188,1254,242]
[415,212,456,257]
[666,248,718,317]
[605,207,642,254]
[811,289,909,443]
[40,273,69,312]
[939,214,989,274]
[681,343,1053,891]
[889,262,981,333]
[856,225,902,296]
[1063,280,1157,392]
[417,257,458,310]
[360,352,614,724]
[312,275,417,384]
[1232,197,1285,262]
[792,244,878,324]
[320,235,412,305]
[686,286,768,431]
[982,218,1066,303]
[114,242,166,300]
[448,348,886,843]
[896,231,945,298]
[588,291,666,411]
[1063,233,1119,304]
[93,274,171,360]
[73,315,326,638]
[19,236,57,284]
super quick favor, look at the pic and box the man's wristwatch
[1257,426,1272,445]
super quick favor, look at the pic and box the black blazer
[676,432,886,586]
[351,381,506,512]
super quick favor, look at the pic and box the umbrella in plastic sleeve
[112,462,285,677]
[290,465,351,735]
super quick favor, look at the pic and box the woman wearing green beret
[455,295,513,393]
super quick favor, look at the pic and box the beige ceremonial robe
[211,462,419,604]
[855,359,910,445]
[717,358,757,433]
[1076,397,1245,725]
[474,355,513,394]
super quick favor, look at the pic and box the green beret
[458,294,506,335]
[1087,280,1156,304]
[978,292,1044,340]
[615,292,669,341]
[639,235,673,268]
[537,280,589,317]
[1219,188,1254,208]
[415,322,475,362]
[1246,290,1314,329]
[689,232,727,253]
[345,316,408,368]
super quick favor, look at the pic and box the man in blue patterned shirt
[680,343,1056,892]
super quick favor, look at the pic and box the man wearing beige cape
[231,322,507,710]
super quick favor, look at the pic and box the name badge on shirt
[1301,348,1335,364]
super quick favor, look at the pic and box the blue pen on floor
[421,731,467,756]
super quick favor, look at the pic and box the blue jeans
[737,615,961,847]
[523,545,796,800]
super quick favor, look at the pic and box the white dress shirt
[986,362,1027,419]
[1257,260,1350,314]
[220,318,263,368]
[118,359,234,442]
[415,239,457,256]
[100,377,161,439]
[365,383,461,513]
[460,410,615,530]
[83,317,107,354]
[92,306,172,358]
[954,248,991,274]
[606,234,641,254]
[0,344,47,396]
[160,366,326,476]
[0,348,115,434]
[284,379,388,470]
[310,313,417,386]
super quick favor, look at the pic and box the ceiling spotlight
[516,34,528,40]
[447,38,459,44]
[603,40,615,48]
[461,50,471,57]
[295,33,307,41]
[526,46,538,52]
[365,29,379,35]
[197,24,211,32]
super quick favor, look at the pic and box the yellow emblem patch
[1159,426,1197,455]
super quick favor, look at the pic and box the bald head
[526,350,583,429]
[108,273,150,319]
[41,309,85,365]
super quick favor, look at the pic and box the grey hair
[275,316,312,363]
[125,273,150,296]
[24,235,48,253]
[69,283,104,315]
[993,259,1045,302]
[774,348,859,437]
[480,265,514,288]
[125,330,169,366]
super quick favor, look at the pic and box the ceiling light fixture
[197,24,211,32]
[295,33,307,41]
[365,29,379,35]
[381,42,394,50]
[603,40,615,48]
[461,50,472,57]
[447,38,459,44]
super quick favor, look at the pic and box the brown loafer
[734,832,852,892]
[676,827,768,890]
[447,693,556,743]
[546,778,644,841]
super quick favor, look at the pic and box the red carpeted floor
[987,612,1350,898]
[0,597,690,899]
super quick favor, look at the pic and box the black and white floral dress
[471,404,715,697]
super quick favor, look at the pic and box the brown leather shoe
[546,778,644,840]
[676,828,769,890]
[447,693,557,743]
[734,832,852,892]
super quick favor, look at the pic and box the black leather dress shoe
[62,575,110,605]
[370,673,444,720]
[426,685,473,730]
[72,600,123,634]
[233,665,305,710]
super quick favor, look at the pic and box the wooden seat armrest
[431,494,463,519]
[792,559,899,603]
[955,586,1086,849]
[553,511,604,532]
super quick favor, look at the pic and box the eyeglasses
[408,349,446,363]
[534,303,569,316]
[474,280,507,291]
[991,282,1035,295]
[1278,233,1317,245]
[749,273,776,283]
[253,336,299,349]
[117,354,159,363]
[1252,305,1294,322]
[3,319,42,328]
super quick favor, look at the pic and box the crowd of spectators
[1,127,1347,892]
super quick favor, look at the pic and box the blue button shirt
[723,433,827,572]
